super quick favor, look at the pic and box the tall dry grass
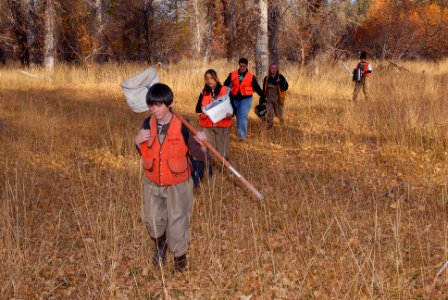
[0,59,447,299]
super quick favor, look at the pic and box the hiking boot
[153,233,168,266]
[174,254,187,272]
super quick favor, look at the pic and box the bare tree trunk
[8,0,30,67]
[203,0,214,63]
[192,0,202,57]
[143,0,154,63]
[93,0,108,63]
[306,0,326,62]
[27,0,40,65]
[222,0,236,62]
[43,0,55,69]
[0,46,5,65]
[255,0,269,79]
[268,0,279,64]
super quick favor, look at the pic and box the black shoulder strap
[143,117,150,130]
[181,123,189,145]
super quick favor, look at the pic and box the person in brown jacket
[262,63,289,128]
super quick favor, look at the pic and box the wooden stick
[17,70,53,82]
[429,260,448,299]
[388,60,411,72]
[351,180,407,211]
[340,62,352,75]
[172,110,265,201]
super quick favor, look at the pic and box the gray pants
[142,177,194,257]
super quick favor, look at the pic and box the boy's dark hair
[239,58,248,65]
[146,83,173,106]
[360,51,367,59]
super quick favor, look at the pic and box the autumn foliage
[2,0,448,66]
[356,0,448,59]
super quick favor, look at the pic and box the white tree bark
[192,0,202,56]
[255,0,268,79]
[43,0,55,69]
[93,0,108,62]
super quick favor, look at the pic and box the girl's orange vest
[199,86,232,128]
[230,70,254,96]
[140,116,190,186]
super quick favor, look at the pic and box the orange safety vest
[140,115,190,186]
[199,86,232,128]
[263,76,287,105]
[357,61,372,78]
[230,70,254,96]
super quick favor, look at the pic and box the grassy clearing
[0,59,447,299]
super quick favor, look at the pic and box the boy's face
[150,102,171,121]
[238,63,248,73]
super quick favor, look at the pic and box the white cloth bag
[121,67,159,113]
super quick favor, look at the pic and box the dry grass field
[1,59,447,299]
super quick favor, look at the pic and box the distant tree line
[1,0,447,70]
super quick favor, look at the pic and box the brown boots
[174,254,187,272]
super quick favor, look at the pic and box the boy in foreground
[135,83,206,272]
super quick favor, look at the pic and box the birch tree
[255,0,268,79]
[92,0,108,62]
[191,0,202,57]
[43,0,55,69]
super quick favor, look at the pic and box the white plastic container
[203,94,234,123]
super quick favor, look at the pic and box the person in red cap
[352,51,372,102]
